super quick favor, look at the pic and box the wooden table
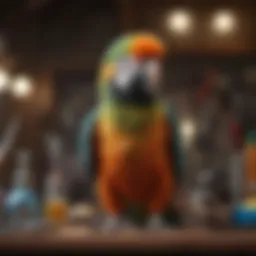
[1,225,256,253]
[0,203,255,252]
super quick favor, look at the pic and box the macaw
[77,32,185,228]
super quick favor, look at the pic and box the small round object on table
[232,198,256,227]
[44,198,69,223]
[3,187,40,227]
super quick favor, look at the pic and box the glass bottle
[0,118,21,230]
[229,118,244,207]
[43,135,69,224]
[3,150,40,230]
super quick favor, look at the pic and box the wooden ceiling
[0,0,120,72]
[0,0,255,73]
[120,0,256,53]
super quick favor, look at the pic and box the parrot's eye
[114,57,139,89]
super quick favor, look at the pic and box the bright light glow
[181,119,196,146]
[212,11,236,34]
[0,69,10,92]
[12,76,33,98]
[166,10,193,34]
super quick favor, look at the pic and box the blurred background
[0,0,255,229]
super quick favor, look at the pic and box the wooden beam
[116,0,138,32]
[27,0,53,10]
[1,0,53,33]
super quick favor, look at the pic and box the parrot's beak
[107,34,165,106]
[111,69,155,106]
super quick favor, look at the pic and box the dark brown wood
[1,0,255,72]
[1,228,256,252]
[117,0,138,32]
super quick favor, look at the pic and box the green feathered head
[97,32,166,133]
[97,32,166,105]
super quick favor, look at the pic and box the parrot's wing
[77,107,99,183]
[161,105,185,225]
[165,105,185,184]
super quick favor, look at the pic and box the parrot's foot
[147,214,167,230]
[102,215,132,232]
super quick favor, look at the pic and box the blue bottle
[3,150,40,230]
[232,200,256,227]
[232,131,256,227]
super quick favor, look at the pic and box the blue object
[232,204,256,227]
[3,188,40,219]
[166,105,185,184]
[77,107,98,182]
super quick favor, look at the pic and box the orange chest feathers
[96,114,171,178]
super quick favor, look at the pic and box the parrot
[77,32,185,229]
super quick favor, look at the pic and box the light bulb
[181,119,196,146]
[212,10,236,35]
[12,76,33,98]
[167,10,193,35]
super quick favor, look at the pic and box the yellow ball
[44,198,69,223]
[243,197,256,209]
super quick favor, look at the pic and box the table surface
[1,203,256,252]
[1,224,256,252]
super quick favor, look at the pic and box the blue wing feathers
[166,106,185,183]
[77,108,98,180]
